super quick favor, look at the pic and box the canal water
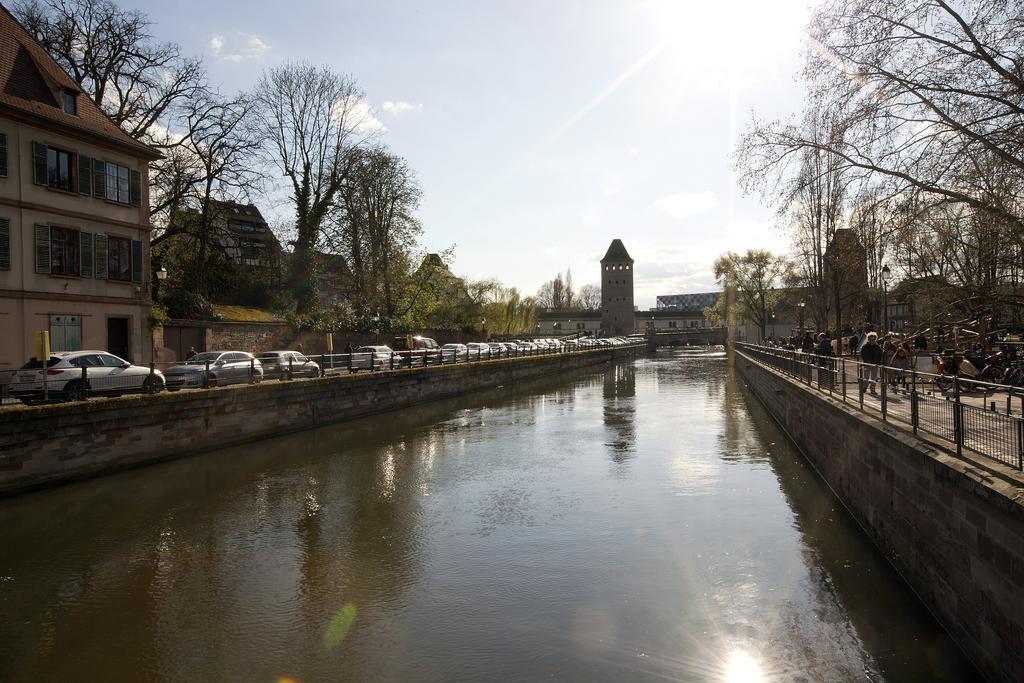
[0,351,979,681]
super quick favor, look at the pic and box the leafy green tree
[713,250,789,340]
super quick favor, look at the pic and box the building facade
[0,7,159,368]
[214,201,281,270]
[601,238,634,335]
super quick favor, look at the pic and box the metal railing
[737,342,1024,471]
[0,340,645,408]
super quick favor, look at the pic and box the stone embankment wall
[0,347,638,496]
[736,349,1024,683]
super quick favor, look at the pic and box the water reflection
[0,352,978,681]
[603,362,636,462]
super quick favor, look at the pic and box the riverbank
[0,345,641,496]
[735,347,1024,683]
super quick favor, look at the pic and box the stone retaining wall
[736,349,1024,683]
[0,347,638,496]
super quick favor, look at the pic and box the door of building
[107,317,131,361]
[162,324,205,362]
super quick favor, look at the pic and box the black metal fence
[737,342,1024,471]
[0,340,643,408]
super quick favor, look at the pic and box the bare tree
[578,284,601,310]
[329,146,423,318]
[252,62,375,313]
[14,0,205,142]
[744,0,1024,233]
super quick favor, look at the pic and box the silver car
[466,342,492,360]
[351,346,397,371]
[441,343,468,362]
[10,350,165,403]
[257,351,321,379]
[165,351,263,390]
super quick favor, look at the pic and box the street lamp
[881,264,892,332]
[797,300,806,333]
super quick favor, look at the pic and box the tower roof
[601,239,633,263]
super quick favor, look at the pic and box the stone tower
[600,239,635,335]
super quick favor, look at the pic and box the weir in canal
[0,350,980,681]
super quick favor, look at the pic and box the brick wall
[736,350,1024,683]
[0,347,639,496]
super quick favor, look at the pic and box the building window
[49,314,81,351]
[62,91,77,115]
[105,162,130,203]
[47,147,73,191]
[107,235,132,281]
[50,226,79,276]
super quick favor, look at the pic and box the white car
[441,343,468,362]
[488,342,508,356]
[466,342,492,360]
[11,350,165,403]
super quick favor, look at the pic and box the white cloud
[382,100,423,114]
[341,96,386,133]
[628,146,640,157]
[582,208,602,227]
[208,32,272,62]
[653,191,719,220]
[542,245,560,257]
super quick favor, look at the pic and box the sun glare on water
[724,649,764,683]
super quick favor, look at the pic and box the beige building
[0,7,159,369]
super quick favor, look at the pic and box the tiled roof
[601,239,633,263]
[0,5,157,158]
[211,200,270,228]
[656,292,722,312]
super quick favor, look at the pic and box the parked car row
[1,337,643,406]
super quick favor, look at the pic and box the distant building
[823,228,868,325]
[601,238,634,335]
[536,240,728,336]
[656,292,721,312]
[214,201,281,270]
[0,6,160,367]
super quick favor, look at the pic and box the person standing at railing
[801,333,815,353]
[860,332,883,396]
[890,345,910,392]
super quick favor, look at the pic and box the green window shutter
[131,239,143,283]
[32,141,47,185]
[0,218,9,270]
[92,158,105,199]
[0,133,8,177]
[34,223,50,273]
[129,169,141,206]
[78,154,92,196]
[80,231,93,278]
[94,233,108,279]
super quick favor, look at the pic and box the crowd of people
[760,324,927,396]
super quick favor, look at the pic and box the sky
[140,0,815,309]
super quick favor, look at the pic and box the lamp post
[881,265,891,332]
[153,265,167,302]
[797,300,806,333]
